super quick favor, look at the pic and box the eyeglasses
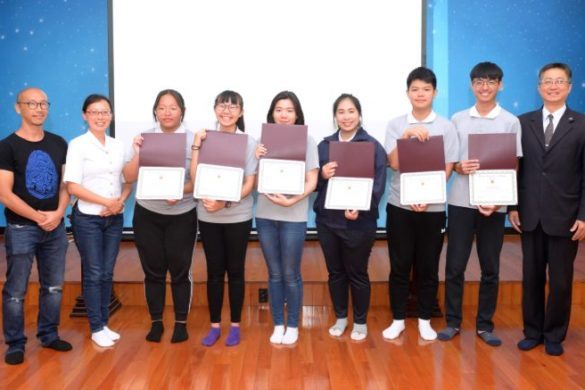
[86,110,112,117]
[18,101,50,110]
[472,79,499,87]
[539,78,571,86]
[216,103,240,112]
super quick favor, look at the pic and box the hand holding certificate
[468,133,517,206]
[194,131,248,202]
[136,133,186,200]
[397,135,446,205]
[257,123,307,195]
[324,142,375,211]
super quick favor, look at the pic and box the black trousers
[444,205,505,331]
[386,204,446,320]
[198,219,252,324]
[317,223,375,324]
[133,203,197,322]
[521,224,578,343]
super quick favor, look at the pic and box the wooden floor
[1,304,585,389]
[2,235,585,284]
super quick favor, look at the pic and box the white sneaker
[270,325,285,344]
[91,330,115,347]
[104,326,120,341]
[382,320,405,340]
[418,319,437,341]
[282,327,298,345]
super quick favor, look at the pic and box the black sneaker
[44,338,73,352]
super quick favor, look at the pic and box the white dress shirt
[64,131,129,215]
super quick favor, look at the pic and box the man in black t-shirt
[0,87,72,365]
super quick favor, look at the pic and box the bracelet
[225,201,232,209]
[191,144,201,150]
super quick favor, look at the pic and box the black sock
[5,350,24,365]
[146,321,164,342]
[171,322,188,343]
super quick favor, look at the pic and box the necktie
[544,114,554,147]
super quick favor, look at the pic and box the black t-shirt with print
[0,131,68,225]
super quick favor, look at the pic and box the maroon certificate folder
[329,141,375,178]
[468,133,517,169]
[260,123,308,161]
[198,130,248,168]
[397,135,445,173]
[139,133,186,167]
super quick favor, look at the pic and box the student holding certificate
[190,90,257,347]
[438,62,522,346]
[382,67,459,341]
[64,94,132,347]
[254,91,319,345]
[314,94,387,341]
[124,89,197,344]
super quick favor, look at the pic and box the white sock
[329,318,348,337]
[270,325,285,344]
[418,319,437,341]
[91,329,115,347]
[104,326,120,341]
[382,320,405,340]
[351,323,367,341]
[282,327,299,345]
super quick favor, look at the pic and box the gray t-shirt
[384,112,459,212]
[196,129,258,223]
[135,125,197,215]
[448,105,523,211]
[255,135,319,222]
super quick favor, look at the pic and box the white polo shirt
[64,131,129,215]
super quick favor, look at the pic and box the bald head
[16,87,48,103]
[15,87,50,129]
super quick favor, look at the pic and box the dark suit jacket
[517,107,585,237]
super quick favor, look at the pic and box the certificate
[469,169,517,205]
[325,177,373,211]
[400,171,446,205]
[136,167,185,200]
[194,163,243,202]
[258,159,305,195]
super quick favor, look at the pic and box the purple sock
[201,327,221,347]
[225,326,240,346]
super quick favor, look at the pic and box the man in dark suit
[509,63,585,356]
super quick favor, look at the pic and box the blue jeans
[2,222,68,351]
[256,218,306,327]
[71,207,123,333]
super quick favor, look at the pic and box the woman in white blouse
[64,94,131,347]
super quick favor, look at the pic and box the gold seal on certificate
[194,130,249,202]
[258,123,308,195]
[469,169,517,205]
[468,133,518,205]
[136,167,185,200]
[258,159,305,195]
[325,177,374,210]
[397,135,447,205]
[194,163,243,202]
[400,171,446,205]
[136,133,187,200]
[324,141,375,210]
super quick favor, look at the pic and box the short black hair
[470,62,504,81]
[152,89,185,122]
[266,91,305,125]
[82,94,112,113]
[539,62,572,82]
[407,67,437,89]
